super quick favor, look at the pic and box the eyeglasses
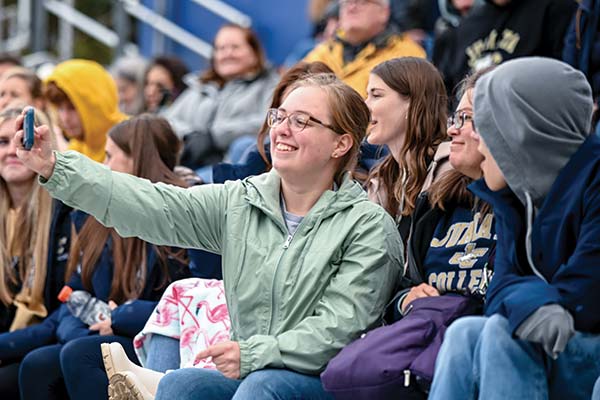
[266,108,342,134]
[339,0,383,7]
[447,111,475,130]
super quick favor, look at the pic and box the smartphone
[158,85,172,108]
[22,108,34,151]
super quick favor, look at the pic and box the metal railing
[0,0,253,63]
[121,0,214,59]
[0,0,30,53]
[191,0,251,27]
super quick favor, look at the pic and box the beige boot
[108,371,154,400]
[101,342,164,395]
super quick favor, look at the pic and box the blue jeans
[155,368,334,400]
[429,314,600,400]
[225,135,257,164]
[146,334,181,372]
[195,165,213,184]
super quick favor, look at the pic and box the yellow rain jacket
[46,59,127,162]
[304,31,426,97]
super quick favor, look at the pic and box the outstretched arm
[14,113,228,253]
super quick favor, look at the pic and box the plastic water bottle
[57,286,112,326]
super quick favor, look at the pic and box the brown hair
[0,54,21,68]
[3,67,44,100]
[428,66,495,214]
[0,107,53,308]
[256,61,334,169]
[200,24,267,88]
[368,57,448,217]
[146,56,189,100]
[44,82,71,106]
[290,73,371,184]
[66,115,187,303]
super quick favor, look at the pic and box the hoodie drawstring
[525,192,548,283]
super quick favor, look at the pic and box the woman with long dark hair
[365,57,448,241]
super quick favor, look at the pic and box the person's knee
[60,338,97,376]
[481,314,512,342]
[155,369,192,398]
[19,346,62,390]
[592,376,600,400]
[60,338,83,366]
[444,316,486,348]
[237,370,278,396]
[20,348,51,377]
[435,317,485,372]
[19,347,64,398]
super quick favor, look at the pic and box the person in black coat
[433,0,576,100]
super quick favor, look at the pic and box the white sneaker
[101,342,164,395]
[108,371,154,400]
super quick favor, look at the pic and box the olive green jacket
[42,151,403,377]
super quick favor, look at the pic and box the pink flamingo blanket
[133,278,231,369]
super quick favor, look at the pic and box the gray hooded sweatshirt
[472,57,595,359]
[473,57,593,209]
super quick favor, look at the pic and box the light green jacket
[42,151,404,377]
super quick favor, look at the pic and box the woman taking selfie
[15,73,402,399]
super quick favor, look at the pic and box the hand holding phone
[21,108,35,151]
[13,108,56,180]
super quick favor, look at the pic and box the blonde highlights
[0,107,53,308]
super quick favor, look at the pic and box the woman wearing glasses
[14,73,402,400]
[385,67,497,326]
[430,57,600,400]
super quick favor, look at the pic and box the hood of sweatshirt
[46,59,128,162]
[473,57,593,209]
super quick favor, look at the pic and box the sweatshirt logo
[449,242,489,269]
[428,212,495,293]
[466,29,521,71]
[430,212,494,248]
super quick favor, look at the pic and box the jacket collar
[336,25,397,63]
[187,68,274,92]
[468,178,520,213]
[243,170,368,231]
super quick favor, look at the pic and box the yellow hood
[46,59,127,162]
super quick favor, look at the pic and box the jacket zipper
[283,234,293,249]
[267,227,301,332]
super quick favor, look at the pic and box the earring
[332,153,338,158]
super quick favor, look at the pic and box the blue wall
[138,0,313,71]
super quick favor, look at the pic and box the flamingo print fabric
[133,278,231,369]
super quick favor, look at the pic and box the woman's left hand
[89,300,118,336]
[195,341,241,379]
